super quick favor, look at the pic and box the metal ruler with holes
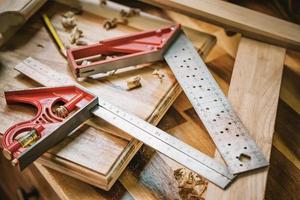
[13,24,268,187]
[164,32,268,174]
[15,57,235,189]
[66,24,268,174]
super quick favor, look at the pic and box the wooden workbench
[0,1,299,200]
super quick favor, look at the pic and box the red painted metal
[67,24,181,77]
[2,86,95,160]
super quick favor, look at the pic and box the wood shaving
[126,75,142,90]
[61,11,77,29]
[76,40,88,46]
[62,11,75,18]
[103,18,128,30]
[174,168,208,200]
[120,8,141,18]
[61,17,77,29]
[152,69,165,82]
[70,27,83,44]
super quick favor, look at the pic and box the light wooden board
[0,1,298,199]
[0,2,176,191]
[206,37,285,199]
[0,0,46,46]
[163,8,300,116]
[141,0,300,51]
[151,5,299,199]
[0,0,215,193]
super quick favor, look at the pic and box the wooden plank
[153,57,300,200]
[274,100,300,168]
[266,147,300,200]
[57,0,216,56]
[141,0,300,51]
[206,38,285,199]
[164,9,300,116]
[0,0,215,197]
[154,9,300,197]
[0,1,180,190]
[0,0,47,46]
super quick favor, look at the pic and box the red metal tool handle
[67,24,181,77]
[1,86,95,162]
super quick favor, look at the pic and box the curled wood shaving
[103,18,128,30]
[120,8,141,18]
[174,168,208,200]
[152,69,165,82]
[62,11,75,18]
[70,27,83,44]
[61,11,77,29]
[61,17,76,29]
[126,75,142,90]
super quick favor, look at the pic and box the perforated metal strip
[15,57,235,189]
[93,102,234,188]
[164,32,268,174]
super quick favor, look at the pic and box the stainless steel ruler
[15,57,235,188]
[164,32,268,174]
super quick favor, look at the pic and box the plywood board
[0,0,47,46]
[206,37,285,199]
[141,0,300,51]
[0,0,215,191]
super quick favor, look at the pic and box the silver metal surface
[15,58,235,189]
[93,100,235,188]
[164,32,268,174]
[77,25,181,77]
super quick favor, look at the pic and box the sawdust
[61,11,88,47]
[120,8,141,18]
[174,168,208,200]
[103,18,128,30]
[152,69,165,82]
[61,17,76,29]
[61,11,77,29]
[102,7,140,31]
[70,27,83,44]
[126,75,142,90]
[62,11,76,18]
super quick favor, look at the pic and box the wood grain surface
[141,0,300,51]
[1,0,299,199]
[0,0,215,195]
[163,7,300,116]
[0,0,46,46]
[206,37,285,199]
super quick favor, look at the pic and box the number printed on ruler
[164,33,268,174]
